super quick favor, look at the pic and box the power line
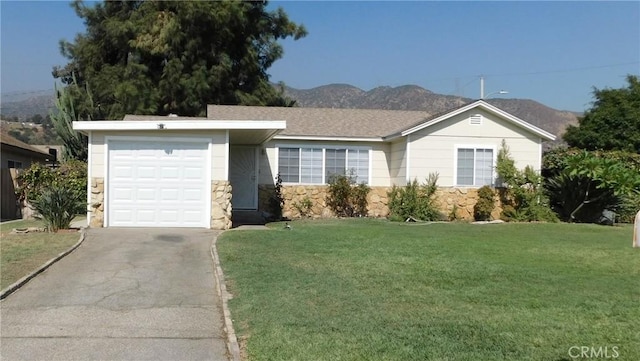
[484,61,640,78]
[432,60,640,87]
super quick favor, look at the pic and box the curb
[0,228,87,300]
[211,233,242,361]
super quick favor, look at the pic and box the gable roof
[207,105,431,140]
[0,128,52,157]
[398,100,556,141]
[208,101,555,141]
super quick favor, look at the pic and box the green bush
[387,173,441,222]
[293,196,313,218]
[17,160,87,207]
[30,185,85,232]
[326,173,370,217]
[496,141,557,223]
[543,147,640,223]
[618,192,640,223]
[473,186,495,221]
[16,161,87,230]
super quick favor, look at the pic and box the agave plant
[30,185,85,232]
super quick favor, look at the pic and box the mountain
[283,84,579,140]
[0,84,580,141]
[0,92,55,120]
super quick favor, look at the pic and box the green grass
[1,219,81,289]
[217,219,640,361]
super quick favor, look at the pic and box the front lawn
[217,219,639,361]
[0,220,81,290]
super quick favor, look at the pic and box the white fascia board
[478,103,557,141]
[399,100,556,141]
[400,102,480,137]
[273,135,384,142]
[72,120,286,131]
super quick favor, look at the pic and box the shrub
[387,173,441,222]
[326,173,370,217]
[496,141,557,222]
[543,147,640,223]
[618,192,640,223]
[544,151,639,223]
[268,174,285,220]
[293,197,313,218]
[474,185,495,221]
[30,185,85,232]
[448,204,461,222]
[17,160,87,210]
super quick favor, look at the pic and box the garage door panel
[184,167,204,179]
[112,209,133,222]
[160,167,180,179]
[111,187,133,201]
[137,188,156,201]
[183,188,203,201]
[108,140,209,228]
[112,166,134,179]
[160,188,179,201]
[137,166,156,179]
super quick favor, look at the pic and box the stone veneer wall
[433,187,503,221]
[211,180,232,230]
[89,178,233,229]
[90,177,105,227]
[258,185,503,221]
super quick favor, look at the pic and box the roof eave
[72,120,287,132]
[273,135,385,142]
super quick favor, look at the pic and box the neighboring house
[0,130,54,220]
[0,130,53,169]
[73,100,555,229]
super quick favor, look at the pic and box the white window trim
[453,144,497,187]
[276,144,372,185]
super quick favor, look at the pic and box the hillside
[284,84,579,139]
[0,92,55,120]
[0,84,580,141]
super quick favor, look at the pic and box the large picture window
[278,146,370,184]
[456,147,494,186]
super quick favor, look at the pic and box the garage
[107,139,210,228]
[73,117,286,230]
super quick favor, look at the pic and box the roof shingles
[206,105,431,138]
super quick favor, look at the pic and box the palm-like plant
[30,185,85,232]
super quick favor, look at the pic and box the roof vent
[469,114,482,125]
[168,113,178,117]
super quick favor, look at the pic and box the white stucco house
[73,100,555,229]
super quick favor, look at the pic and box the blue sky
[1,1,638,112]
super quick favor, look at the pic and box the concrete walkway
[1,228,229,361]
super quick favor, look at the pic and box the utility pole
[480,75,485,99]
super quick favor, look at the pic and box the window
[347,148,369,184]
[278,148,299,182]
[325,149,346,179]
[456,148,493,186]
[278,146,370,184]
[7,160,23,169]
[300,148,322,183]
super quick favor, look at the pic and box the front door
[229,146,258,209]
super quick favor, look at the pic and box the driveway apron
[1,228,229,361]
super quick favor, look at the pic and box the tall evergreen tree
[563,75,640,152]
[53,0,307,119]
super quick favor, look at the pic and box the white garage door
[107,139,210,228]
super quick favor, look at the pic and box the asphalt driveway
[1,228,229,361]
